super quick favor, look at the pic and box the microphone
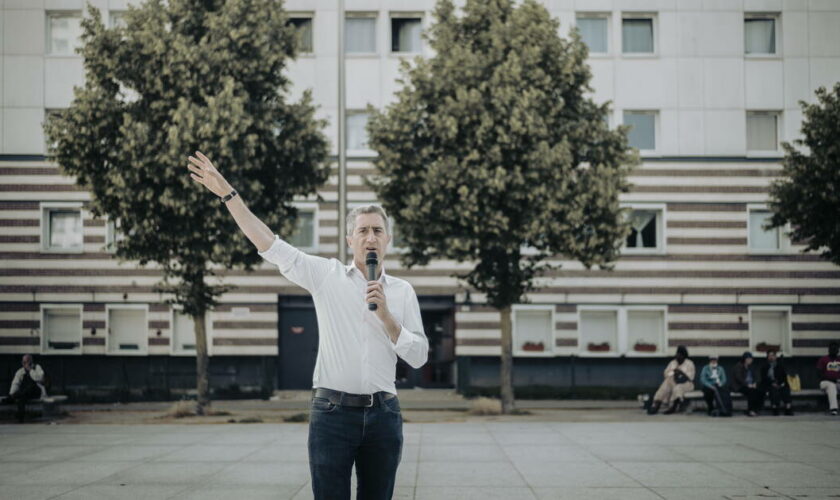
[366,251,378,311]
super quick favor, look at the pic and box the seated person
[732,351,762,417]
[700,354,731,416]
[759,350,793,416]
[648,345,695,415]
[6,354,47,423]
[817,342,840,416]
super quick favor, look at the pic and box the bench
[0,395,68,419]
[638,389,827,413]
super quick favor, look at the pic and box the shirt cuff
[392,325,415,354]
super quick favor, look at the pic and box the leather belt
[313,387,396,408]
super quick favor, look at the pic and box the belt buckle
[365,394,374,408]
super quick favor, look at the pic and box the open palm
[187,151,233,198]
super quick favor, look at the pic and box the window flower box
[756,342,781,352]
[587,342,610,352]
[521,341,545,352]
[633,342,657,352]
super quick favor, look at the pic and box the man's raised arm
[186,151,274,252]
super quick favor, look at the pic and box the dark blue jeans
[308,392,403,500]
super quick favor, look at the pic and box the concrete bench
[682,389,825,412]
[1,395,68,419]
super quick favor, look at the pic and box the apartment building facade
[1,0,839,397]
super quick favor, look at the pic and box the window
[47,12,83,55]
[745,16,777,55]
[110,11,127,29]
[625,208,662,252]
[513,306,554,356]
[289,17,313,53]
[391,17,422,53]
[580,310,618,354]
[107,306,147,354]
[172,309,197,354]
[42,305,82,353]
[288,209,316,251]
[627,310,665,354]
[389,223,407,251]
[42,203,83,252]
[746,111,779,151]
[622,16,654,54]
[576,15,608,54]
[750,308,790,355]
[105,218,126,253]
[346,15,376,54]
[579,307,667,356]
[749,209,781,251]
[346,111,370,150]
[624,111,656,150]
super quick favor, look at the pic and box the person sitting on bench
[648,345,695,415]
[732,351,762,417]
[700,353,731,417]
[6,354,47,423]
[817,342,840,416]
[759,350,793,416]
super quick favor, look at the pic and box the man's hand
[367,281,401,342]
[187,151,234,198]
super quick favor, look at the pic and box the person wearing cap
[700,353,731,416]
[732,351,762,416]
[648,345,695,415]
[758,350,793,416]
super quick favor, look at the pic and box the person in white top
[187,151,428,500]
[7,354,47,422]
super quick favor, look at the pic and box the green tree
[368,0,636,413]
[44,0,329,413]
[769,83,840,265]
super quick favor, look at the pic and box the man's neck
[354,261,382,279]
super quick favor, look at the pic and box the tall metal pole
[337,0,347,264]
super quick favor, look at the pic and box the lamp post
[337,0,347,264]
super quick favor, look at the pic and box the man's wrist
[220,189,238,204]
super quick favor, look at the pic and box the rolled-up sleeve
[258,235,333,294]
[392,287,428,369]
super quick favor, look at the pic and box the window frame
[345,109,374,155]
[170,306,213,356]
[109,10,127,29]
[40,202,84,254]
[747,204,788,254]
[575,12,611,57]
[577,305,669,357]
[621,203,667,255]
[512,304,556,358]
[622,109,659,154]
[105,304,149,355]
[744,13,781,58]
[288,13,315,55]
[345,12,378,56]
[40,304,83,355]
[389,12,424,55]
[749,306,792,357]
[46,11,83,57]
[745,110,781,156]
[620,13,657,57]
[287,202,319,254]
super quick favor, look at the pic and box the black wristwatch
[220,190,238,204]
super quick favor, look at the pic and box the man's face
[745,357,753,367]
[710,359,718,368]
[346,213,390,270]
[767,352,777,363]
[22,355,32,369]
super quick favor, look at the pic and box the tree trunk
[194,311,210,415]
[499,306,515,414]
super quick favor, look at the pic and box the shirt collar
[345,262,388,285]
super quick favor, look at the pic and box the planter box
[522,342,545,352]
[756,342,781,352]
[634,343,657,353]
[587,342,610,352]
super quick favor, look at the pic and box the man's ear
[346,236,353,249]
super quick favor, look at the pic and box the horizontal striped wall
[2,160,839,358]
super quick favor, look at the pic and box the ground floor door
[277,294,456,390]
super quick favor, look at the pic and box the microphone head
[365,251,377,265]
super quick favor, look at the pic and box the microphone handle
[367,264,378,311]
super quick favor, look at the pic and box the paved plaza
[0,418,838,500]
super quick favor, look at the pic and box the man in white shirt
[187,151,428,500]
[7,354,47,422]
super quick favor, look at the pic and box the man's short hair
[346,205,390,236]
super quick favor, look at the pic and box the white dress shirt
[259,235,429,395]
[10,364,47,399]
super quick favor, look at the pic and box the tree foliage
[369,0,635,309]
[769,83,840,265]
[44,0,329,408]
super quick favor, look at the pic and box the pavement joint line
[411,419,422,500]
[486,420,539,500]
